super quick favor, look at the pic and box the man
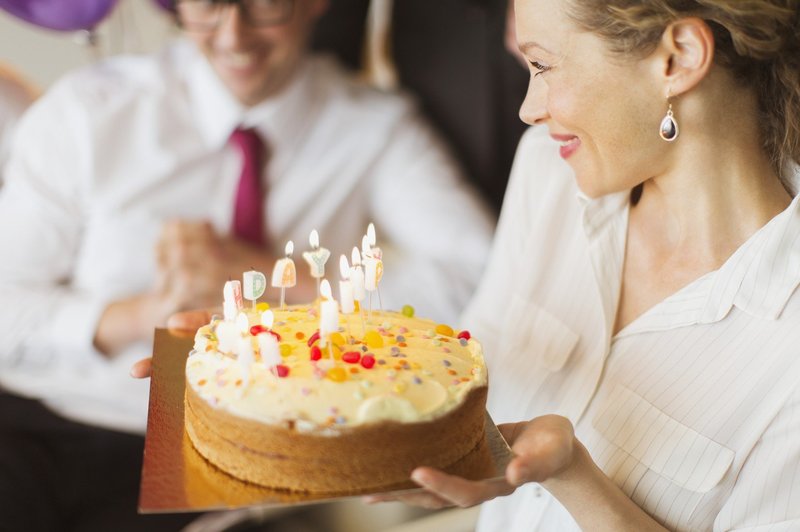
[0,0,493,528]
[0,64,36,186]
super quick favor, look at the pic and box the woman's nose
[519,75,549,126]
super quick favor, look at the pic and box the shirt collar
[582,164,800,339]
[702,165,800,322]
[185,40,313,149]
[576,188,630,241]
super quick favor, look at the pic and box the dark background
[312,0,530,215]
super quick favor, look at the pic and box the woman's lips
[551,134,581,159]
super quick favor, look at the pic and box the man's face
[181,0,328,106]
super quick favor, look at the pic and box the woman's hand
[365,415,577,509]
[129,309,215,379]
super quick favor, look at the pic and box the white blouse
[464,127,800,531]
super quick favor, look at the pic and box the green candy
[401,304,415,318]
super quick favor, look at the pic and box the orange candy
[326,367,347,382]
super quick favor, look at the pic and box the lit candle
[271,240,297,308]
[338,255,355,314]
[215,320,239,354]
[361,234,371,259]
[242,269,267,308]
[218,280,243,354]
[319,279,339,352]
[364,256,383,292]
[302,230,331,299]
[238,335,255,384]
[258,332,282,370]
[350,247,366,301]
[235,312,251,334]
[362,234,384,315]
[367,222,383,260]
[261,309,274,329]
[223,280,244,312]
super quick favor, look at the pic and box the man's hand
[155,220,276,311]
[130,309,215,379]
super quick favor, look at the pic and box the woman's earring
[659,99,679,142]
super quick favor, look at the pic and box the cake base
[185,384,488,493]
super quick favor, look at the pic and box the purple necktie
[230,127,267,246]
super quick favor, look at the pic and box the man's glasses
[176,0,294,31]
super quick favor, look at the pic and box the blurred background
[0,0,528,214]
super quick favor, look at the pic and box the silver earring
[659,99,679,142]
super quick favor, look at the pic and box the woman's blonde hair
[567,0,800,180]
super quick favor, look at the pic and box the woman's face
[515,0,669,197]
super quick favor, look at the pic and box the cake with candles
[183,227,488,493]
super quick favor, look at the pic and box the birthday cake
[183,230,488,493]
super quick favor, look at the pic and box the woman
[369,0,800,530]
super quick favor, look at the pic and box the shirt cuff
[50,293,111,360]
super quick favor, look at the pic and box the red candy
[250,325,281,341]
[307,330,320,347]
[310,345,322,361]
[342,351,361,364]
[360,354,376,369]
[275,365,290,378]
[457,330,471,340]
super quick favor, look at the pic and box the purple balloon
[152,0,174,12]
[0,0,119,31]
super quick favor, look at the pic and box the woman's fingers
[363,490,453,509]
[504,415,576,485]
[410,467,515,508]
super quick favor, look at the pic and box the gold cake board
[139,328,513,513]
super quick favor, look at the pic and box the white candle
[223,280,244,311]
[223,300,238,322]
[319,279,339,345]
[258,332,282,368]
[302,229,331,279]
[236,312,251,334]
[261,309,274,329]
[219,280,243,352]
[215,320,239,354]
[361,234,371,258]
[350,247,366,301]
[367,222,383,260]
[339,255,355,314]
[271,241,296,308]
[364,256,383,292]
[243,270,267,305]
[238,336,255,383]
[271,241,297,287]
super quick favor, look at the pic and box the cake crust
[185,384,488,492]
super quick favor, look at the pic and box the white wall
[0,0,178,91]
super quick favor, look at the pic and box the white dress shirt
[464,127,800,531]
[0,72,35,184]
[0,40,494,433]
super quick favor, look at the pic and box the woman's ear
[654,17,715,98]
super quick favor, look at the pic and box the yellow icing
[186,306,487,433]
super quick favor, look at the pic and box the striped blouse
[464,127,800,531]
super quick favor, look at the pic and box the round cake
[184,304,488,493]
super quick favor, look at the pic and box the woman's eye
[529,61,551,77]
